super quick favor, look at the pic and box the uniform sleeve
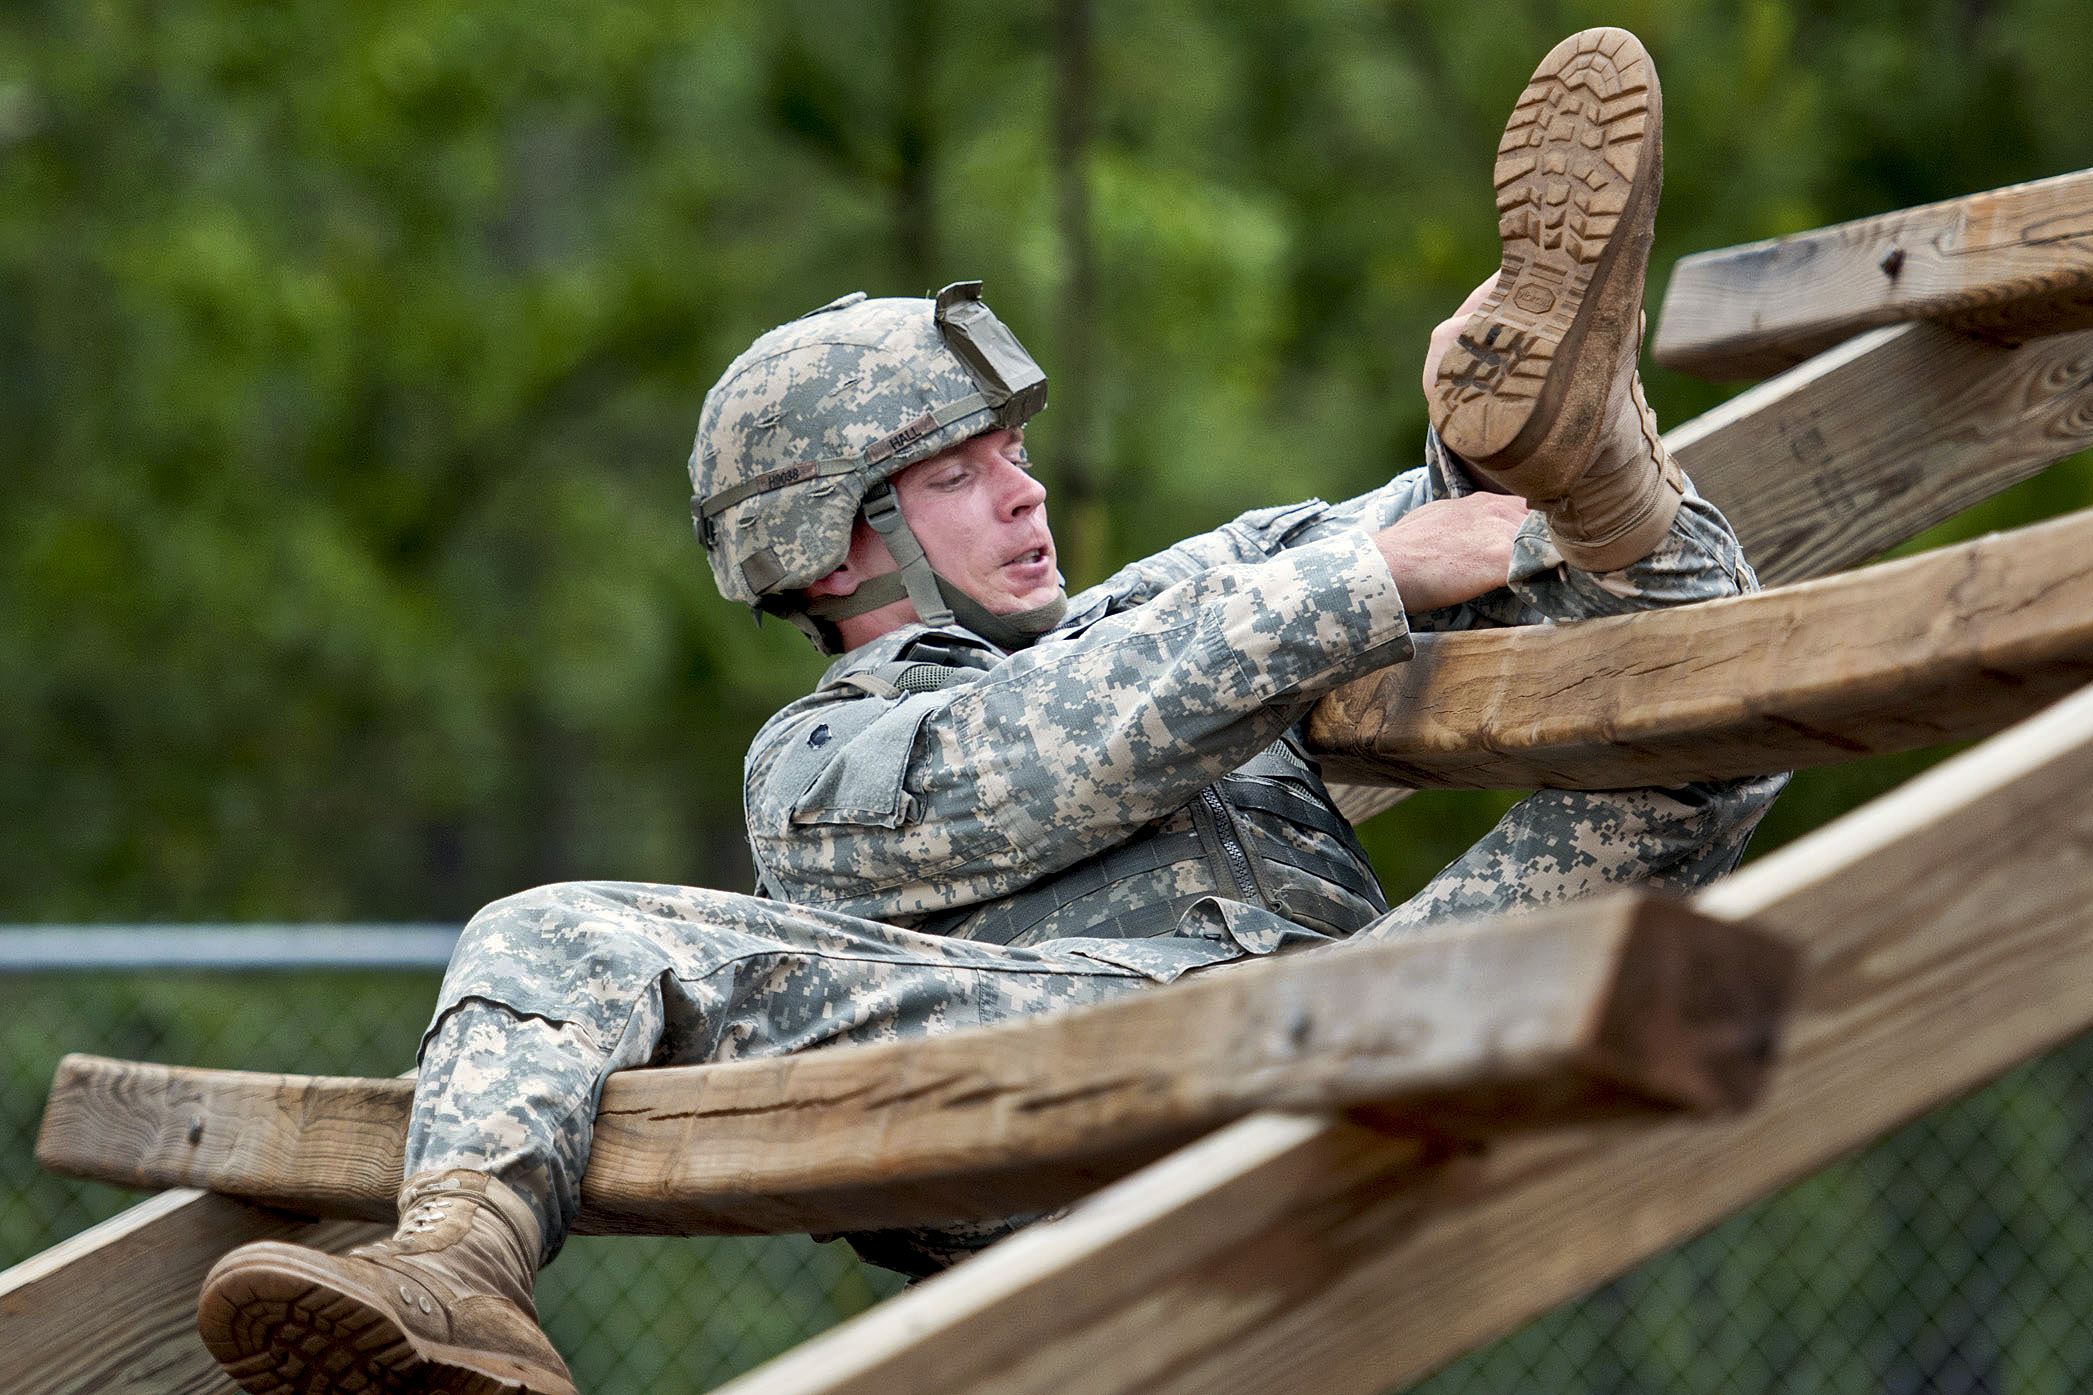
[1075,461,1448,615]
[747,529,1414,922]
[1076,434,1525,629]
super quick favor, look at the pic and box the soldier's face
[891,428,1061,614]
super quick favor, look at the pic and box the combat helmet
[690,281,1063,654]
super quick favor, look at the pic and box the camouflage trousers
[407,484,1786,1274]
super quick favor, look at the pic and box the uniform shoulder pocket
[785,695,943,829]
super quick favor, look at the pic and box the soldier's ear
[806,565,856,599]
[807,518,892,598]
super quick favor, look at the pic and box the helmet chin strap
[804,483,1067,652]
[858,483,957,629]
[935,575,1068,651]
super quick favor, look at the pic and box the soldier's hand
[1373,493,1530,613]
[1421,272,1501,403]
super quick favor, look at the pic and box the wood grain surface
[1306,320,2093,795]
[0,1190,380,1395]
[1670,320,2093,588]
[1654,166,2093,381]
[31,894,1791,1239]
[1308,502,2093,789]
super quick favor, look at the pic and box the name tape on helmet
[866,410,944,464]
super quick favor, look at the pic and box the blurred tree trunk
[1052,0,1105,586]
[894,0,939,288]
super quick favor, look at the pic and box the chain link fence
[6,940,2093,1393]
[0,950,905,1392]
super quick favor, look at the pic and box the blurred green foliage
[5,0,2093,922]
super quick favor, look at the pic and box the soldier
[196,27,1781,1395]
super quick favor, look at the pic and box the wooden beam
[10,897,1789,1394]
[706,677,2093,1395]
[1307,502,2093,790]
[1653,166,2093,381]
[33,894,1791,1239]
[0,1190,380,1395]
[1307,320,2093,802]
[1668,320,2093,588]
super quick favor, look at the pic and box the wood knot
[1879,247,1905,279]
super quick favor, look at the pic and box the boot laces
[398,1194,458,1236]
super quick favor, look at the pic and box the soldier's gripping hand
[1373,493,1529,614]
[1380,270,1529,613]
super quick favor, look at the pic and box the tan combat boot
[1430,27,1685,574]
[197,1170,576,1395]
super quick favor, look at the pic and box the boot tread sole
[1433,27,1659,474]
[199,1246,561,1395]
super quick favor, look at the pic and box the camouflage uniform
[406,431,1784,1276]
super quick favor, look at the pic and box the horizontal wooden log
[1307,320,2093,801]
[0,1191,380,1395]
[9,897,1791,1394]
[1306,503,2093,790]
[1670,320,2093,588]
[711,677,2093,1395]
[33,893,1791,1240]
[1653,166,2093,381]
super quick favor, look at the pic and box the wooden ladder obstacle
[7,166,2093,1395]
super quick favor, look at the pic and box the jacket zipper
[1194,785,1265,904]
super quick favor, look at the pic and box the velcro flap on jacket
[787,695,943,829]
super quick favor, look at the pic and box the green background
[9,0,2092,922]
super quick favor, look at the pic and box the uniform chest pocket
[787,697,940,830]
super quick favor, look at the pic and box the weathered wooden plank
[1653,166,2093,381]
[0,1190,381,1395]
[1307,502,2093,790]
[712,677,2093,1395]
[34,893,1791,1239]
[1306,320,2093,801]
[1669,320,2093,588]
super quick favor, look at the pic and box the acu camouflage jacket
[741,457,1495,969]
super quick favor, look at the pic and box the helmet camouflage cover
[690,282,1053,652]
